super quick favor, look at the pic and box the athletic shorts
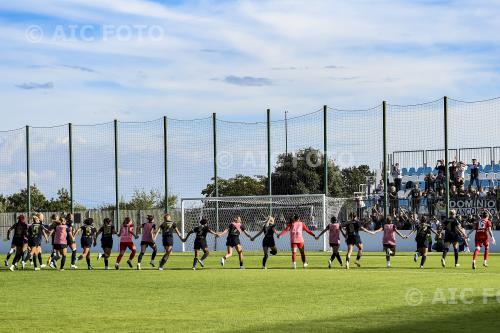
[346,235,362,245]
[67,239,75,246]
[101,238,113,249]
[12,237,27,247]
[28,239,41,248]
[54,244,67,250]
[263,237,275,248]
[383,244,396,254]
[120,242,135,252]
[81,237,93,248]
[291,242,304,250]
[329,243,340,248]
[416,237,429,249]
[444,232,459,243]
[226,236,241,248]
[193,239,207,250]
[475,238,489,248]
[140,241,156,247]
[162,236,174,248]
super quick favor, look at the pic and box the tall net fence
[327,106,383,171]
[0,128,27,215]
[271,110,325,195]
[449,97,500,166]
[30,125,70,211]
[217,120,268,186]
[118,119,164,212]
[1,96,500,235]
[72,122,116,210]
[168,117,213,200]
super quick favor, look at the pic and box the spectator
[478,187,487,199]
[424,172,435,192]
[426,189,436,216]
[407,183,422,214]
[375,179,384,193]
[388,186,399,215]
[449,161,457,184]
[469,159,480,189]
[391,163,403,192]
[435,160,445,175]
[456,161,466,180]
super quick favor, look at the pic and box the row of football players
[4,210,495,271]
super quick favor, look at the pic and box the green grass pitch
[1,251,499,332]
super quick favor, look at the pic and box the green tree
[7,185,47,212]
[340,165,375,195]
[271,148,343,196]
[202,174,267,197]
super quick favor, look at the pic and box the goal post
[180,194,346,252]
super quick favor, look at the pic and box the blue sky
[1,0,500,206]
[0,0,499,128]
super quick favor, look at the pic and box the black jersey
[99,224,115,239]
[13,222,28,239]
[66,224,74,243]
[81,224,97,239]
[416,222,432,239]
[443,218,460,234]
[193,225,209,240]
[228,223,245,237]
[344,221,361,237]
[410,189,421,198]
[262,224,275,239]
[28,222,45,242]
[160,221,177,238]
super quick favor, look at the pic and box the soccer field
[1,252,499,333]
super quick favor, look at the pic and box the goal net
[180,195,346,252]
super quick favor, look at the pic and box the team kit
[4,210,495,271]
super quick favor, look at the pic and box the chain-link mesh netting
[118,119,165,211]
[271,110,324,195]
[0,128,26,213]
[387,99,445,169]
[30,125,70,211]
[181,195,346,252]
[217,120,268,187]
[72,122,115,210]
[168,117,213,199]
[327,105,383,170]
[449,97,500,167]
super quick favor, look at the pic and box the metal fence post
[267,109,272,216]
[323,105,328,196]
[114,119,120,226]
[444,96,450,218]
[68,123,74,214]
[267,109,272,196]
[382,101,388,222]
[26,125,31,215]
[212,113,219,250]
[163,116,169,214]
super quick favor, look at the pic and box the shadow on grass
[222,296,500,333]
